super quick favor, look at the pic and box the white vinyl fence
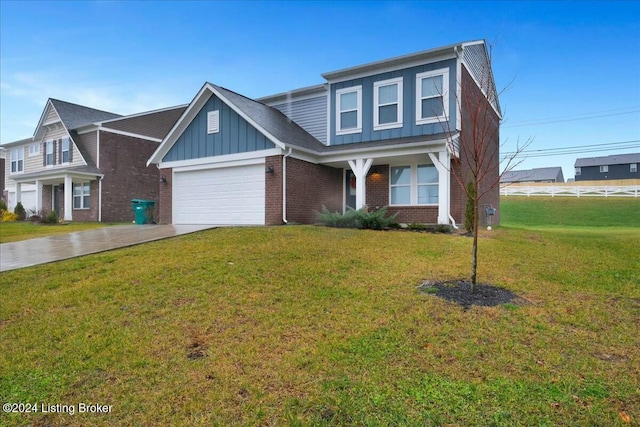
[501,184,640,198]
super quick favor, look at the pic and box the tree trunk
[471,193,480,292]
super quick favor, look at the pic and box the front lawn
[0,222,116,244]
[1,223,638,426]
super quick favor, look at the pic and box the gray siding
[575,164,639,181]
[163,94,275,162]
[329,58,457,146]
[272,95,327,144]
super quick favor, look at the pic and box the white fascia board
[99,127,163,142]
[209,85,286,150]
[75,124,100,135]
[455,47,463,132]
[318,139,450,165]
[170,153,269,174]
[147,83,213,166]
[10,170,104,184]
[33,99,55,140]
[158,148,282,170]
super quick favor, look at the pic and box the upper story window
[29,144,40,156]
[390,164,439,205]
[336,86,362,135]
[575,167,581,176]
[600,165,608,173]
[374,77,403,131]
[46,140,55,166]
[10,147,24,173]
[631,163,637,173]
[416,68,449,125]
[61,138,71,163]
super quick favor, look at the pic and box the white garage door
[173,163,265,225]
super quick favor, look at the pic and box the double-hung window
[336,86,362,135]
[374,77,403,130]
[600,165,608,173]
[416,68,449,125]
[46,140,55,166]
[390,164,439,205]
[575,167,581,176]
[29,144,40,156]
[10,148,24,173]
[73,182,90,209]
[630,163,637,173]
[61,138,70,163]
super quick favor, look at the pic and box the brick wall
[99,131,160,222]
[158,167,172,224]
[265,156,283,225]
[72,180,99,222]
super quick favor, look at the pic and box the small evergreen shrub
[317,206,398,230]
[407,222,428,231]
[14,202,26,221]
[316,206,359,228]
[41,210,60,225]
[356,207,399,230]
[464,180,475,233]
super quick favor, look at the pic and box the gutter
[282,147,292,224]
[449,214,460,230]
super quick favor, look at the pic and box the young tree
[437,44,531,291]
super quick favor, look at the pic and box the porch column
[15,182,22,205]
[347,158,373,210]
[35,180,42,213]
[428,151,450,225]
[64,175,73,221]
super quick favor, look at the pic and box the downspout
[449,214,459,230]
[98,177,102,222]
[282,147,292,224]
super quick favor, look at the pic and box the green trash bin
[131,199,156,224]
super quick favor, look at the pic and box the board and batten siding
[329,58,457,146]
[271,95,327,144]
[163,94,275,162]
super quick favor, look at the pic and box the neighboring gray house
[501,167,564,183]
[574,153,640,181]
[3,99,186,221]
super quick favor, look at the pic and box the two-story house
[3,99,186,221]
[501,167,565,184]
[574,153,640,181]
[147,40,501,226]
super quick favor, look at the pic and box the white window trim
[389,164,439,206]
[61,138,70,164]
[207,110,219,134]
[73,182,91,210]
[630,163,637,173]
[416,68,449,125]
[46,140,55,166]
[336,86,362,135]
[575,167,581,176]
[29,143,40,157]
[373,77,403,131]
[600,165,608,173]
[10,147,24,174]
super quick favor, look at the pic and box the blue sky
[1,0,639,179]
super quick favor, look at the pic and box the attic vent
[207,110,219,134]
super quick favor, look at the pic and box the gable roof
[49,99,122,130]
[501,167,564,183]
[574,153,640,167]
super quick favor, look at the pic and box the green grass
[0,222,117,243]
[1,198,639,426]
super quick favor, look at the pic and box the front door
[345,170,356,211]
[53,185,63,215]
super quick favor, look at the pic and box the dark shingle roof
[212,85,328,152]
[501,167,564,183]
[574,153,640,167]
[101,106,187,140]
[50,99,122,130]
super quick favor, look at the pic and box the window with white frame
[61,138,70,163]
[390,164,439,205]
[73,182,90,209]
[29,144,40,156]
[631,163,637,173]
[575,167,581,176]
[46,140,55,165]
[10,147,24,173]
[416,68,449,125]
[336,86,362,135]
[374,77,403,130]
[600,165,608,173]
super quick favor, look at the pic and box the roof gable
[34,99,121,142]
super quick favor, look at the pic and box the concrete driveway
[0,224,216,272]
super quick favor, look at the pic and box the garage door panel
[173,164,265,225]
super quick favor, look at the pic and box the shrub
[0,199,7,211]
[2,210,19,222]
[317,206,398,230]
[407,222,428,231]
[14,202,26,221]
[41,210,60,225]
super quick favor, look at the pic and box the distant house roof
[501,167,564,183]
[574,153,640,167]
[50,99,122,130]
[100,105,188,140]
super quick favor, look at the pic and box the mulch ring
[418,279,527,310]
